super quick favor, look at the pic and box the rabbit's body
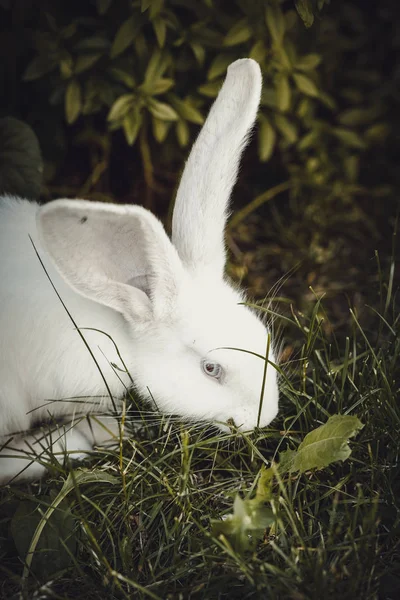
[0,59,279,483]
[0,197,133,435]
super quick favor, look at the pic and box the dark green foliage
[0,117,43,198]
[0,0,396,216]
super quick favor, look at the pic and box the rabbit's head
[37,59,279,431]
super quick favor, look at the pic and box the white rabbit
[0,59,279,484]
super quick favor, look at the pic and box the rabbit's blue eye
[201,359,222,380]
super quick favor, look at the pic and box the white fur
[173,59,262,276]
[0,59,278,483]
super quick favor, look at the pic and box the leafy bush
[0,1,395,210]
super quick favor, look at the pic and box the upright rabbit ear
[172,59,262,277]
[37,200,183,322]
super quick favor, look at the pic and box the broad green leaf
[60,23,77,40]
[295,53,321,71]
[191,25,221,47]
[295,0,315,28]
[276,74,291,112]
[212,495,274,553]
[212,467,275,553]
[253,466,274,502]
[275,43,292,70]
[144,49,170,85]
[149,0,163,18]
[107,94,135,121]
[249,40,267,63]
[223,18,252,47]
[365,123,390,142]
[0,117,43,198]
[65,80,82,124]
[59,56,74,79]
[74,36,110,52]
[147,99,178,121]
[266,4,285,45]
[284,38,298,65]
[190,42,206,66]
[258,116,276,162]
[293,73,319,97]
[274,114,298,144]
[297,129,319,151]
[111,16,138,58]
[207,53,233,81]
[296,97,311,118]
[152,116,170,142]
[278,448,297,474]
[141,0,152,11]
[332,127,366,149]
[108,67,136,89]
[176,119,190,147]
[280,415,364,474]
[123,112,141,145]
[318,91,336,110]
[169,95,204,124]
[23,55,57,81]
[338,107,380,127]
[151,78,174,94]
[74,53,102,74]
[198,80,221,97]
[153,16,166,47]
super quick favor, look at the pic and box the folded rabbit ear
[37,200,183,323]
[172,59,262,277]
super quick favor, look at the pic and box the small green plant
[213,415,364,553]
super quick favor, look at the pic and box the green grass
[0,256,399,600]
